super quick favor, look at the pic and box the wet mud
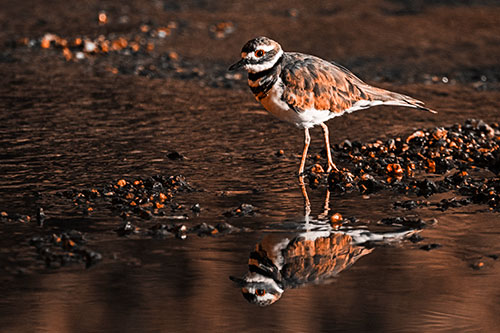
[1,0,500,332]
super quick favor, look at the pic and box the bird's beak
[228,58,247,71]
[229,276,247,287]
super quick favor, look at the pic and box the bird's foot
[326,163,339,173]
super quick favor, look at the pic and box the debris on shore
[309,119,500,212]
[58,174,193,220]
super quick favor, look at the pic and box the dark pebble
[115,221,137,236]
[470,259,487,270]
[223,203,257,217]
[409,233,424,243]
[29,231,100,269]
[215,222,236,232]
[393,200,426,210]
[191,203,201,213]
[83,250,102,268]
[172,224,188,239]
[411,179,439,198]
[437,197,471,211]
[380,217,428,229]
[419,243,442,251]
[149,228,175,239]
[190,222,215,236]
[167,151,184,160]
[36,207,46,226]
[342,139,352,150]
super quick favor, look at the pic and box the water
[1,54,500,333]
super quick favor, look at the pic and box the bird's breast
[257,79,335,129]
[256,78,303,125]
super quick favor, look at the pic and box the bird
[229,36,436,177]
[230,224,418,306]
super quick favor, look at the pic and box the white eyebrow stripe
[259,44,276,52]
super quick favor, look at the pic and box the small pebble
[420,243,442,251]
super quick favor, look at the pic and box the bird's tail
[362,86,437,114]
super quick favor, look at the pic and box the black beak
[228,58,246,71]
[229,275,247,287]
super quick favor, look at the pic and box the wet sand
[1,0,500,332]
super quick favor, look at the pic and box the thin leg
[298,128,311,176]
[320,123,339,172]
[298,175,311,214]
[298,129,311,215]
[317,189,331,220]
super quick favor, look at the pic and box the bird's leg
[298,175,311,215]
[317,189,331,220]
[298,129,312,214]
[298,128,311,176]
[320,123,339,173]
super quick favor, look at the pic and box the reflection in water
[231,225,417,306]
[231,188,418,306]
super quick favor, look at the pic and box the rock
[148,224,175,239]
[191,203,201,213]
[190,222,216,236]
[380,217,428,229]
[115,221,137,236]
[419,243,442,251]
[409,233,424,243]
[167,151,184,160]
[37,208,46,226]
[29,231,100,269]
[223,203,257,217]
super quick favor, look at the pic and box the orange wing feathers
[281,54,368,113]
[280,53,435,114]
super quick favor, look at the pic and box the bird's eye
[255,289,266,296]
[255,50,265,57]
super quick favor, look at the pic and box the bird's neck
[247,54,284,100]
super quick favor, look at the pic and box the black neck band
[248,54,284,81]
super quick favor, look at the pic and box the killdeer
[230,225,418,306]
[229,36,436,176]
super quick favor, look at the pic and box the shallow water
[1,211,500,332]
[1,58,500,332]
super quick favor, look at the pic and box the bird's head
[228,36,283,74]
[230,273,284,307]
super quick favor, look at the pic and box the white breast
[259,78,300,124]
[259,78,335,129]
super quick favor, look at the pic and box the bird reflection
[231,189,418,306]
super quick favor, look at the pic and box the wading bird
[229,37,436,177]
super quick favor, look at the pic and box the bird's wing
[281,233,373,287]
[279,53,368,114]
[280,53,435,114]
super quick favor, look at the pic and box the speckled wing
[280,233,373,288]
[280,53,431,114]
